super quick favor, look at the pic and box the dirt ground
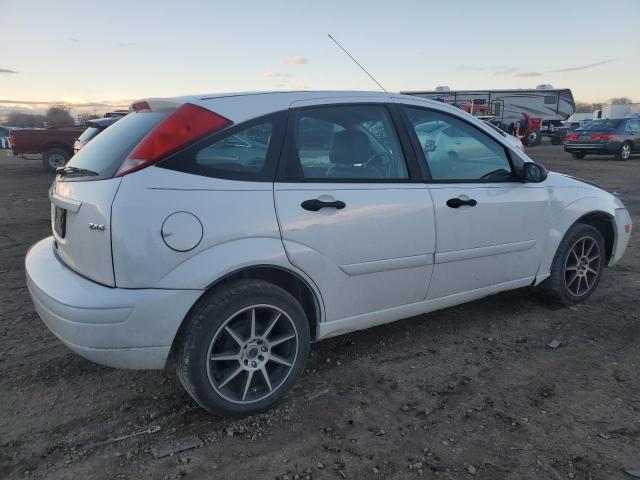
[1,144,638,480]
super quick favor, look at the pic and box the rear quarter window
[158,111,286,181]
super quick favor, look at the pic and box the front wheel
[175,279,310,416]
[616,142,632,161]
[541,223,605,305]
[572,152,586,159]
[42,148,70,172]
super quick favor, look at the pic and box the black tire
[175,279,310,416]
[526,129,542,147]
[541,223,605,305]
[42,148,70,172]
[572,152,586,159]
[616,141,632,161]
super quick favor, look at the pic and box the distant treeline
[575,97,636,113]
[2,104,99,128]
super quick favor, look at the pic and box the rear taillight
[565,133,578,141]
[115,103,232,177]
[8,133,15,147]
[590,133,614,140]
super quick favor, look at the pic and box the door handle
[446,197,477,208]
[301,199,346,211]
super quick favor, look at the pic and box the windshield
[77,126,100,143]
[580,119,622,130]
[65,111,166,180]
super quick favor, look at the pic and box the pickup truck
[10,128,84,172]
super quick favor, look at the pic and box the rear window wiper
[56,166,99,177]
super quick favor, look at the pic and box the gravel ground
[0,145,638,480]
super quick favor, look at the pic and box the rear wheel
[42,148,69,172]
[175,279,310,416]
[526,129,542,147]
[616,142,632,161]
[572,152,586,159]
[541,223,605,305]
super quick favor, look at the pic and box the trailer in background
[401,86,575,146]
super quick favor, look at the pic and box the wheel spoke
[575,276,582,295]
[586,266,598,275]
[567,272,578,287]
[218,365,243,389]
[580,239,586,257]
[570,249,580,263]
[263,312,281,338]
[585,240,595,257]
[211,350,240,361]
[250,308,256,339]
[566,265,578,271]
[260,365,273,392]
[583,274,590,291]
[242,371,254,401]
[269,333,296,347]
[269,353,293,367]
[225,325,245,346]
[588,254,600,263]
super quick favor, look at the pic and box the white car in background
[25,91,632,415]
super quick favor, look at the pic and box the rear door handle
[301,199,346,211]
[446,197,477,208]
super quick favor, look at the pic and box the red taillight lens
[590,133,614,140]
[8,134,15,146]
[565,133,578,141]
[115,103,232,177]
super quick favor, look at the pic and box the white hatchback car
[26,91,632,415]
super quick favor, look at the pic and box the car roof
[138,90,451,123]
[88,117,121,128]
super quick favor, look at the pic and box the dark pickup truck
[10,128,84,172]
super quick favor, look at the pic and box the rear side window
[288,105,409,181]
[158,112,285,181]
[66,112,166,180]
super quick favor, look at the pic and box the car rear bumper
[25,237,202,369]
[564,141,621,155]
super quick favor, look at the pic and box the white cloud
[280,56,308,65]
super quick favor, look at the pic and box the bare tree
[45,104,75,127]
[608,97,634,105]
[5,111,46,127]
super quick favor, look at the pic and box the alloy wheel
[206,304,299,404]
[564,236,601,297]
[621,144,631,160]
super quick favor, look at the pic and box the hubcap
[564,236,601,297]
[206,304,298,404]
[622,145,631,159]
[49,154,66,168]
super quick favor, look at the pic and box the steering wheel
[363,152,394,178]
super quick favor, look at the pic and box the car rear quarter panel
[111,166,290,289]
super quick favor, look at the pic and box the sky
[1,0,639,115]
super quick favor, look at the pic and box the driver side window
[405,107,514,182]
[290,105,409,180]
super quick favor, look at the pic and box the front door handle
[301,199,346,211]
[446,197,477,208]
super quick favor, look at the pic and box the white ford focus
[26,91,632,415]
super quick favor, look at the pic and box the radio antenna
[328,34,387,92]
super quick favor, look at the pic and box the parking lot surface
[0,145,638,479]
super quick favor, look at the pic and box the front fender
[536,195,623,284]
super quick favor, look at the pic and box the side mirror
[522,162,547,183]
